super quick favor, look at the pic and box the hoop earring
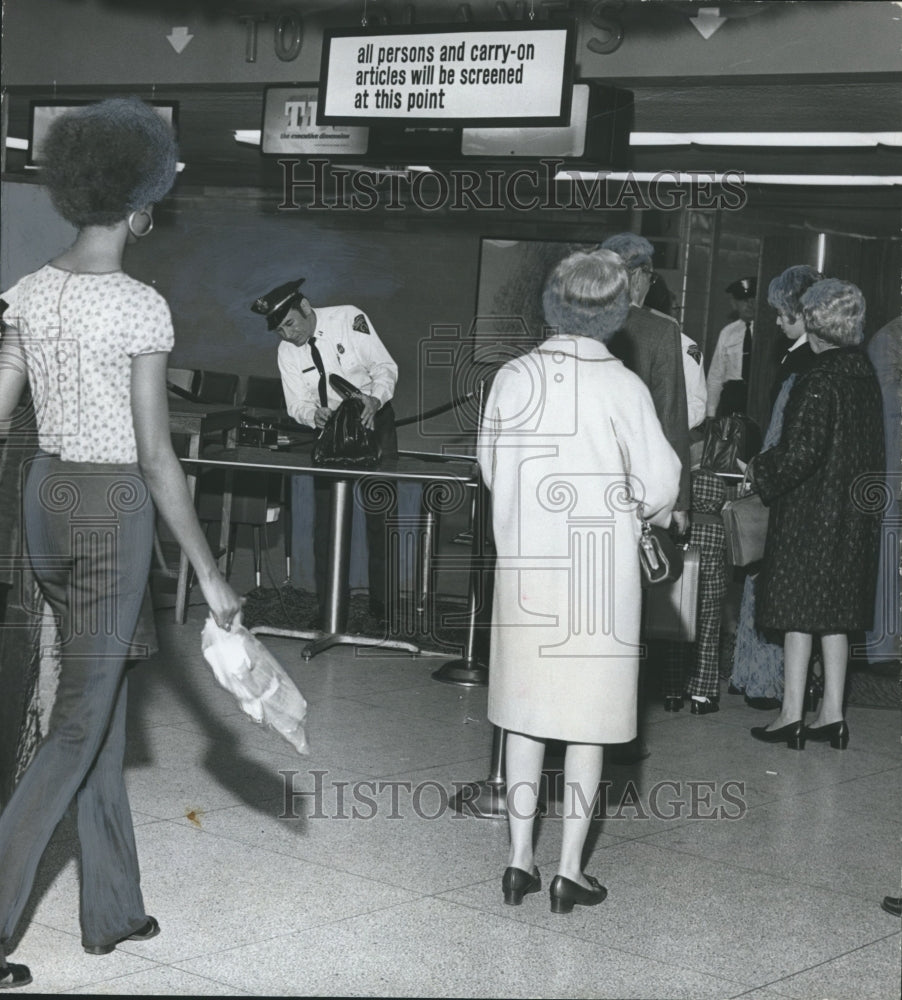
[127,209,154,238]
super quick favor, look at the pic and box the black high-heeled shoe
[502,866,541,905]
[750,720,805,750]
[549,874,607,914]
[803,719,849,750]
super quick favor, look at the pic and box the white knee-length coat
[477,335,681,744]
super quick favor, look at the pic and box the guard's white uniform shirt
[682,333,707,429]
[706,318,752,417]
[277,304,398,428]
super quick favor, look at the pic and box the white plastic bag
[201,614,309,755]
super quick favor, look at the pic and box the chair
[166,367,196,396]
[159,370,243,606]
[165,367,201,462]
[196,373,289,588]
[243,375,286,411]
[193,370,241,406]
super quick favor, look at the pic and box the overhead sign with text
[318,23,574,126]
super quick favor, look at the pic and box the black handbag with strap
[638,518,684,588]
[700,414,761,475]
[311,375,382,469]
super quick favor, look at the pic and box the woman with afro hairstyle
[0,98,241,989]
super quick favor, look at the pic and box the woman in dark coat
[747,279,884,750]
[730,264,822,709]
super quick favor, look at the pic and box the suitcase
[642,542,700,642]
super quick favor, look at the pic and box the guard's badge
[687,344,702,365]
[352,313,371,334]
[337,344,345,355]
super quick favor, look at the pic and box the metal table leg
[301,477,419,661]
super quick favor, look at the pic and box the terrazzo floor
[4,542,901,998]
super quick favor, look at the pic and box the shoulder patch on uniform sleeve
[687,344,702,365]
[352,313,371,334]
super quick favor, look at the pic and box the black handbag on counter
[311,387,381,469]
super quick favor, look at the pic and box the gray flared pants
[0,453,154,959]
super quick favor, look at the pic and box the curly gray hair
[800,278,866,347]
[541,249,630,343]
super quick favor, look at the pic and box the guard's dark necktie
[740,321,752,382]
[308,338,328,407]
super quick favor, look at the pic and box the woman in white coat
[477,249,680,914]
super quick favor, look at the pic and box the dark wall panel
[124,197,483,449]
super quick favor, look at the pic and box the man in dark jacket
[599,234,693,761]
[600,233,691,530]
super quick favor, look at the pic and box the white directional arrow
[689,7,726,40]
[167,26,194,54]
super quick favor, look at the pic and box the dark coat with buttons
[751,347,884,633]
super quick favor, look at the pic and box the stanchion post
[452,725,507,819]
[433,378,491,686]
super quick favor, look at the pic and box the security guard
[252,277,399,622]
[706,276,758,418]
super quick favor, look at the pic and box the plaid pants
[663,472,728,700]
